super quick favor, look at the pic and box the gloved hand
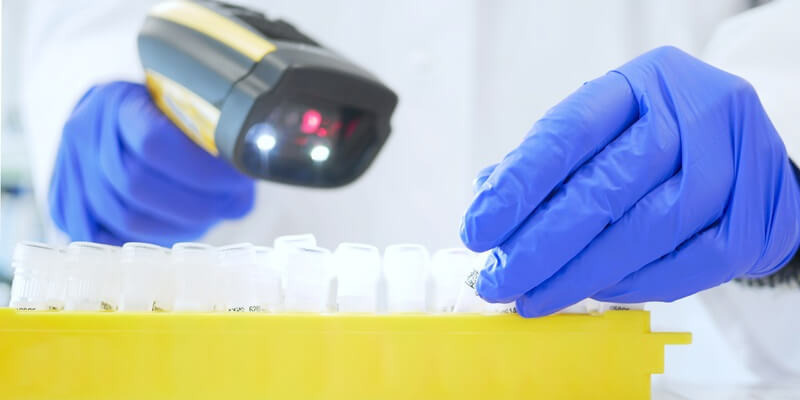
[460,46,800,317]
[50,82,254,246]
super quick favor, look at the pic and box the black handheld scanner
[138,0,398,187]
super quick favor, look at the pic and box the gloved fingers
[98,117,254,226]
[511,173,716,317]
[76,142,216,245]
[51,138,206,245]
[460,165,500,238]
[475,114,680,304]
[49,142,97,242]
[589,156,800,305]
[93,226,126,247]
[85,177,215,246]
[591,222,734,303]
[461,72,639,252]
[472,164,498,194]
[113,146,255,221]
[115,83,253,193]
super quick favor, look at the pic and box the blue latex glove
[49,82,254,246]
[460,46,800,317]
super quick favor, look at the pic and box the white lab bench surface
[654,381,800,399]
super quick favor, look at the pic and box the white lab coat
[8,0,800,388]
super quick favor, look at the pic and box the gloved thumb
[472,164,498,194]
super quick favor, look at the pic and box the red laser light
[300,109,322,134]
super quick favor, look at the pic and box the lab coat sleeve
[698,0,800,381]
[18,0,160,242]
[704,0,800,164]
[706,1,800,286]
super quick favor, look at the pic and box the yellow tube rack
[0,308,689,400]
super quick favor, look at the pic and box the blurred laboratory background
[1,1,46,307]
[0,0,775,388]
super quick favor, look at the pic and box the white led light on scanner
[254,133,276,151]
[8,236,641,314]
[309,145,330,162]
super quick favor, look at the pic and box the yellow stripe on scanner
[145,69,221,156]
[149,0,276,62]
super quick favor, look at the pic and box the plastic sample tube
[95,244,123,311]
[273,234,317,256]
[218,243,262,312]
[283,246,331,312]
[64,242,112,311]
[483,301,517,314]
[254,246,282,312]
[333,243,381,312]
[119,243,169,312]
[557,300,593,314]
[273,234,318,304]
[273,234,317,270]
[596,302,645,312]
[454,270,641,315]
[9,242,58,311]
[152,246,175,312]
[44,248,69,311]
[453,269,488,313]
[556,300,644,314]
[172,242,218,312]
[429,248,478,313]
[272,234,318,275]
[383,244,430,312]
[453,261,515,314]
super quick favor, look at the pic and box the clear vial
[96,244,122,311]
[9,242,58,311]
[558,300,592,314]
[595,301,645,313]
[273,234,317,306]
[253,246,282,312]
[119,243,169,312]
[383,244,430,313]
[429,248,478,313]
[272,234,317,272]
[172,242,218,312]
[453,270,487,313]
[218,243,262,312]
[64,242,112,311]
[452,253,517,314]
[273,234,317,253]
[333,243,381,313]
[152,246,175,312]
[283,246,331,312]
[44,248,68,311]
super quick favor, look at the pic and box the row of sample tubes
[8,234,641,314]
